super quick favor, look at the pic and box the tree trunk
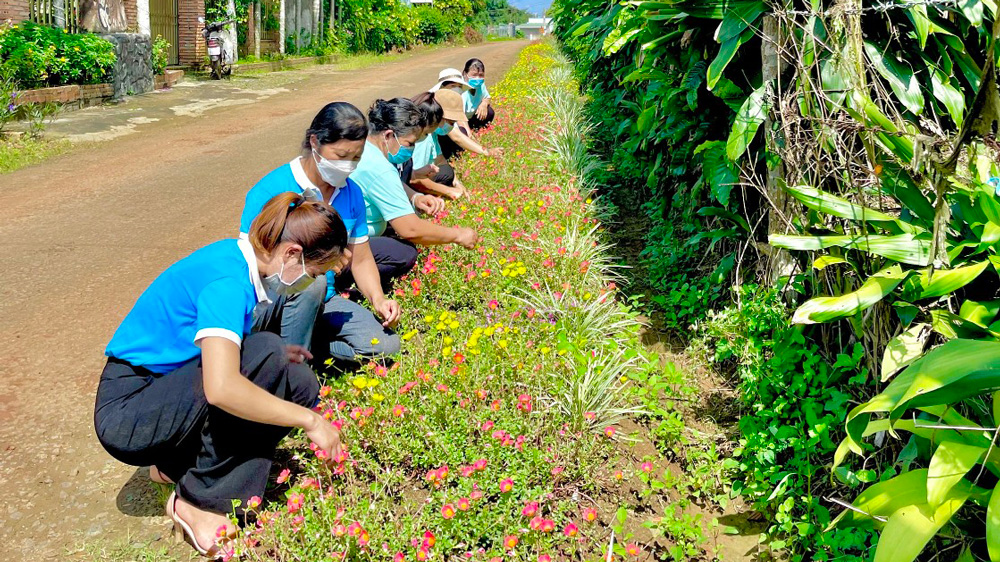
[225,0,238,62]
[254,1,261,58]
[53,0,65,29]
[279,0,286,54]
[328,0,335,33]
[762,14,795,283]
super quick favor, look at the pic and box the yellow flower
[366,378,381,388]
[498,340,508,349]
[372,393,384,402]
[449,321,459,330]
[442,346,452,356]
[424,315,433,323]
[619,375,629,383]
[351,377,367,389]
[443,336,453,345]
[402,329,418,341]
[370,337,380,345]
[540,346,551,353]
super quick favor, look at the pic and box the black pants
[94,332,319,515]
[434,162,455,186]
[334,235,418,294]
[438,124,471,160]
[468,106,495,131]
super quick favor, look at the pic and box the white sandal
[166,491,231,559]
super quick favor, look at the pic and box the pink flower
[604,426,616,438]
[473,458,488,471]
[640,461,653,473]
[521,501,539,517]
[516,394,532,413]
[286,493,304,513]
[538,556,551,562]
[247,495,261,509]
[584,411,596,420]
[394,553,406,562]
[441,503,456,519]
[499,478,514,493]
[503,535,518,550]
[540,519,555,533]
[563,522,579,537]
[276,468,291,484]
[457,497,470,511]
[626,543,641,557]
[470,485,484,501]
[551,466,564,476]
[393,404,406,417]
[583,507,598,522]
[416,550,429,561]
[481,420,495,432]
[423,530,436,548]
[332,523,347,536]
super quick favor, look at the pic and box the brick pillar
[0,0,30,22]
[123,0,138,30]
[178,0,205,67]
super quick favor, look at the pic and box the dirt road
[0,40,527,560]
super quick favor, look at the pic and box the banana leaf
[785,184,921,234]
[727,82,769,160]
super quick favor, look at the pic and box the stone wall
[100,33,154,99]
[0,0,28,22]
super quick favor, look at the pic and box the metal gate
[150,0,179,65]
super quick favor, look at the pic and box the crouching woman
[94,192,347,559]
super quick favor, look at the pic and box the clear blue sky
[509,0,551,16]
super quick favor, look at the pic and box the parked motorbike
[201,19,236,80]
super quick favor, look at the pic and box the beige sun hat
[433,89,466,121]
[429,67,472,92]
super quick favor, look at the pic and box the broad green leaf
[714,0,765,43]
[636,106,656,134]
[863,41,924,115]
[695,141,739,206]
[841,340,1000,455]
[958,546,975,562]
[930,309,1000,340]
[603,26,643,55]
[769,233,932,266]
[785,184,921,234]
[881,323,928,382]
[988,485,1000,561]
[813,255,848,270]
[913,261,990,299]
[880,167,935,223]
[727,83,769,161]
[847,92,915,162]
[939,35,982,90]
[833,469,930,528]
[907,5,930,49]
[707,28,753,90]
[696,206,750,233]
[927,440,985,507]
[873,493,970,562]
[930,68,966,127]
[960,0,984,27]
[792,266,906,325]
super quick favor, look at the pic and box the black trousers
[333,235,418,294]
[468,106,495,131]
[434,162,456,186]
[94,331,319,515]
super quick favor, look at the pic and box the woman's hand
[476,103,489,121]
[373,298,402,328]
[414,194,446,216]
[285,345,313,364]
[453,227,480,249]
[304,412,343,462]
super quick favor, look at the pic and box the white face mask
[262,252,314,299]
[312,148,357,188]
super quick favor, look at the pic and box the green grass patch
[0,136,70,174]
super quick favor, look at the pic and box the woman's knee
[286,363,320,408]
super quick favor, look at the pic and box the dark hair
[410,91,443,130]
[249,192,348,267]
[302,102,368,150]
[464,58,485,74]
[367,98,424,138]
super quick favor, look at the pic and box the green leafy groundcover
[230,43,683,561]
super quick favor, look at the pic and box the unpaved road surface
[0,40,527,560]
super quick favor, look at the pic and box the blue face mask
[386,132,413,165]
[436,123,454,136]
[468,78,485,88]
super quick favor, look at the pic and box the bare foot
[149,465,173,484]
[169,493,236,556]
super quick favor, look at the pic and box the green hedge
[0,22,116,89]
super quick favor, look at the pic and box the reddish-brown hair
[249,192,348,267]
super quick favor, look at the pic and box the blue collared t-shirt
[412,133,443,170]
[105,239,268,374]
[462,83,490,118]
[239,157,369,244]
[351,140,415,237]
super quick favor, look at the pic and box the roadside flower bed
[234,43,699,561]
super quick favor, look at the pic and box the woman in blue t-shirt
[96,193,347,559]
[463,58,495,131]
[240,102,403,366]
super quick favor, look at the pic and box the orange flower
[503,535,518,550]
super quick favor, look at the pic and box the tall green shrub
[0,22,116,89]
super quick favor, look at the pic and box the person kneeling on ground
[430,68,501,159]
[407,90,467,200]
[350,97,480,268]
[96,193,346,559]
[240,101,403,367]
[462,58,495,131]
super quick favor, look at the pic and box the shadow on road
[116,467,168,517]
